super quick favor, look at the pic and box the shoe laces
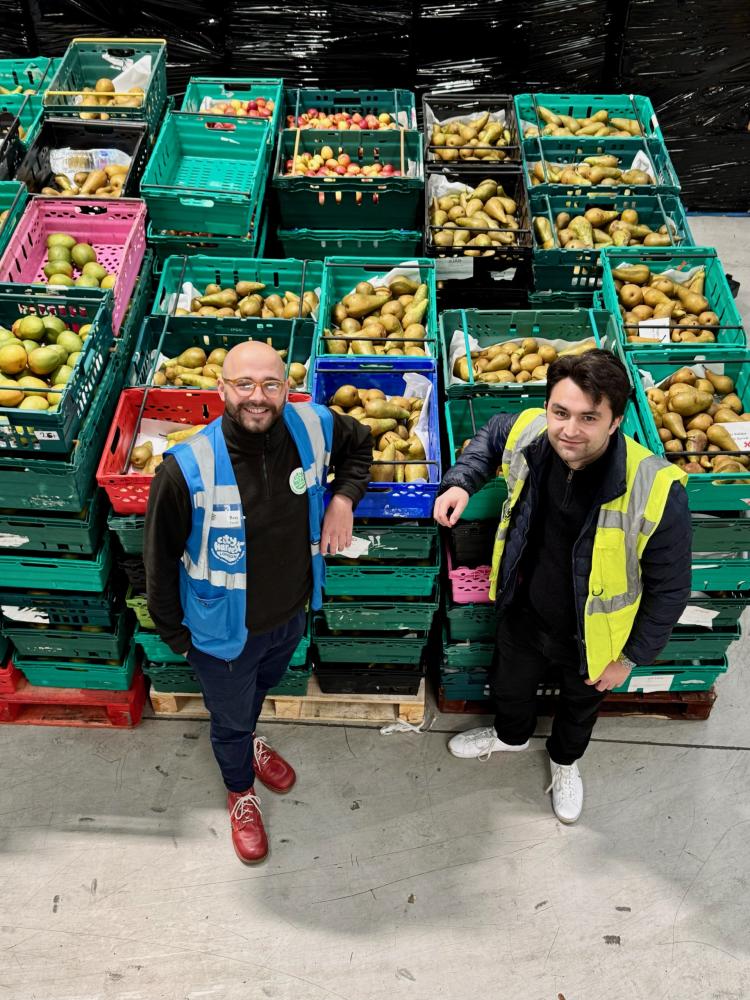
[253,735,273,771]
[230,791,262,827]
[545,763,579,798]
[469,727,498,762]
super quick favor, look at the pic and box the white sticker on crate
[435,257,474,280]
[0,533,30,548]
[2,605,50,624]
[628,674,674,693]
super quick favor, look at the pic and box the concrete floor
[1,217,749,1000]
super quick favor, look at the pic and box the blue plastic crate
[312,366,440,518]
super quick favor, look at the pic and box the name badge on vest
[210,505,242,529]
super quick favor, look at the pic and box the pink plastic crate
[0,197,147,334]
[446,547,491,604]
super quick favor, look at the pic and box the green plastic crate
[274,129,423,230]
[443,630,494,669]
[181,77,284,140]
[0,533,112,592]
[0,180,28,257]
[2,611,129,660]
[0,584,120,627]
[315,255,438,361]
[43,38,167,135]
[143,658,200,693]
[0,285,113,454]
[108,512,144,554]
[0,488,103,555]
[444,397,508,520]
[0,276,147,512]
[278,228,422,261]
[15,641,137,691]
[528,289,595,309]
[346,523,437,561]
[135,627,183,664]
[324,543,440,598]
[321,587,439,632]
[627,350,750,511]
[659,625,741,661]
[313,621,428,663]
[691,557,750,592]
[147,209,268,274]
[290,617,311,668]
[522,135,680,195]
[613,659,728,693]
[601,246,746,353]
[1,92,43,148]
[440,307,602,397]
[269,666,312,696]
[142,111,270,236]
[692,515,749,553]
[680,592,748,629]
[128,313,314,389]
[515,93,662,140]
[0,57,58,94]
[284,88,417,131]
[446,600,496,641]
[125,587,152,628]
[530,192,694,297]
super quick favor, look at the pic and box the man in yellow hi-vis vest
[434,350,691,823]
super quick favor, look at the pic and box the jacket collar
[523,426,628,503]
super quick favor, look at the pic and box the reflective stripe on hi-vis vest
[170,403,332,659]
[488,408,687,681]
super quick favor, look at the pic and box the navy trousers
[187,609,306,792]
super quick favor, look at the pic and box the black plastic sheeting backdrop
[5,0,750,209]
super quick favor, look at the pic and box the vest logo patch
[289,467,307,495]
[211,534,245,565]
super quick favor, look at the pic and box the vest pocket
[184,585,231,650]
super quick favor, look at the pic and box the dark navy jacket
[441,413,692,670]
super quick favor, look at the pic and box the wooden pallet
[437,687,717,721]
[0,670,147,728]
[150,675,426,726]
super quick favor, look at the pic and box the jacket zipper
[562,467,574,509]
[261,451,270,501]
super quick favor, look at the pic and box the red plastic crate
[0,197,147,334]
[0,668,146,727]
[0,657,22,693]
[447,547,491,604]
[96,387,226,514]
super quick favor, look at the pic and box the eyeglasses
[221,377,286,397]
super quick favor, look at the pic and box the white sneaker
[546,758,583,824]
[448,726,530,761]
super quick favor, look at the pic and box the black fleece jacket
[440,412,692,669]
[144,409,372,654]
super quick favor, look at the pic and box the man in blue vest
[145,341,372,864]
[434,350,691,824]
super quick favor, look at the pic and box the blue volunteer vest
[169,403,333,659]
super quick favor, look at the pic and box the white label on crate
[637,317,671,343]
[436,257,474,280]
[34,430,60,441]
[0,533,30,548]
[678,605,719,628]
[1,604,50,624]
[629,674,673,693]
[337,535,372,559]
[720,422,750,452]
[489,268,517,282]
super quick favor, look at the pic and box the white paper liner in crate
[448,329,593,387]
[128,417,198,474]
[360,371,433,483]
[334,263,432,356]
[165,280,322,323]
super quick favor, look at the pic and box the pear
[130,441,153,469]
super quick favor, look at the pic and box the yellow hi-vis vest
[488,408,687,681]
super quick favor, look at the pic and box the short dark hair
[545,348,631,419]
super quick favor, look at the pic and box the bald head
[222,340,286,381]
[219,340,289,434]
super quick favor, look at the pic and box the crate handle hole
[75,204,107,216]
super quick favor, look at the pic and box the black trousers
[491,606,607,765]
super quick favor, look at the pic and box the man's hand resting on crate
[433,487,470,527]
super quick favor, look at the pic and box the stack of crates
[275,89,423,261]
[103,255,323,702]
[438,305,635,705]
[0,54,60,180]
[421,91,532,310]
[599,244,748,695]
[310,256,441,698]
[516,92,684,310]
[0,249,152,709]
[145,75,283,275]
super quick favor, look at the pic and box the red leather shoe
[253,735,296,793]
[227,787,268,864]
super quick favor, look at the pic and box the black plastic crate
[423,92,521,169]
[115,554,146,594]
[15,118,150,199]
[315,663,423,696]
[448,520,497,569]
